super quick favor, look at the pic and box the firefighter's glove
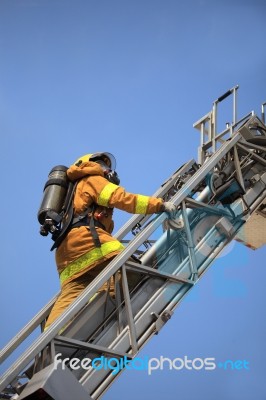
[162,202,177,218]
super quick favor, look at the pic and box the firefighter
[44,152,176,330]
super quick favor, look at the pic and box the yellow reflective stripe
[59,241,125,285]
[98,183,118,207]
[135,195,149,214]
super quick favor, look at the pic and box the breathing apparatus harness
[38,160,120,251]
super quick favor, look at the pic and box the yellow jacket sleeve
[75,175,163,215]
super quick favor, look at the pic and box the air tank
[37,165,68,226]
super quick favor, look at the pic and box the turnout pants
[44,259,141,330]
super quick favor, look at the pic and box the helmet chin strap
[105,170,120,185]
[95,160,120,185]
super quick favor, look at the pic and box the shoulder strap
[88,204,101,248]
[71,203,102,248]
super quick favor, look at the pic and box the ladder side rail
[261,102,266,124]
[0,294,58,365]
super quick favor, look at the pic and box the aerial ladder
[1,86,266,400]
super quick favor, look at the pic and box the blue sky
[1,0,266,399]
